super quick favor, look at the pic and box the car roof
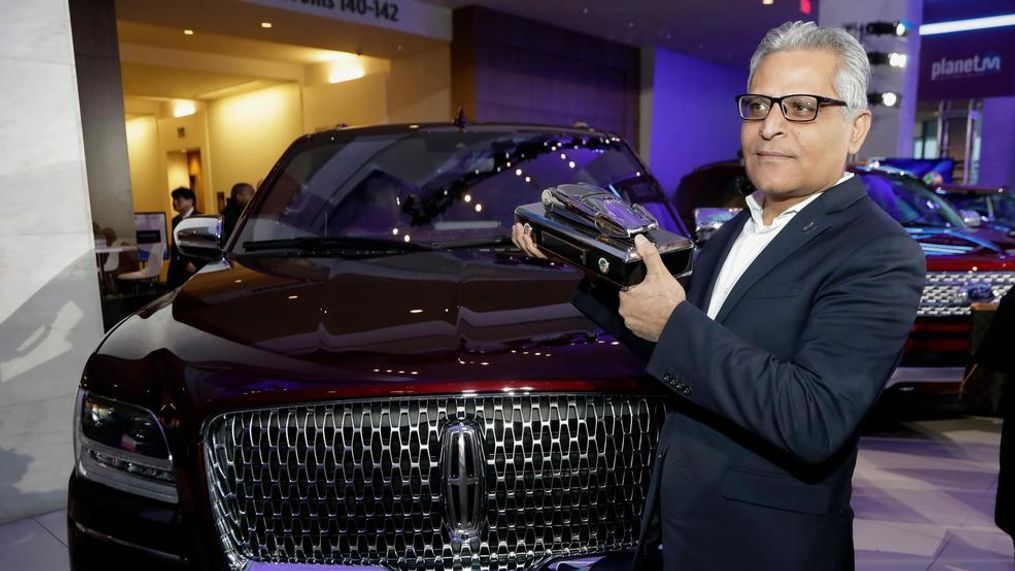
[300,122,622,145]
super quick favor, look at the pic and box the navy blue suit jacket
[573,175,925,570]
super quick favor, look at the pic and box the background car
[933,183,1015,235]
[673,161,1015,398]
[68,123,685,571]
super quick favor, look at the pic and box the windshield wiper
[241,237,430,256]
[428,236,517,250]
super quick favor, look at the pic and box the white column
[820,0,923,159]
[0,0,104,522]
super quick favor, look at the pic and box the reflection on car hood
[906,227,1012,259]
[94,250,650,408]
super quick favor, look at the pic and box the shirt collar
[745,172,854,228]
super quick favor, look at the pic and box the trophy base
[515,202,694,290]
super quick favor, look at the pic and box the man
[221,182,255,241]
[968,289,1015,546]
[167,187,202,288]
[513,21,925,569]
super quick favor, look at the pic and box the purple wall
[452,7,639,144]
[648,48,745,195]
[979,96,1015,190]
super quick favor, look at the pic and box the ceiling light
[868,91,900,107]
[865,21,908,37]
[172,100,196,118]
[260,22,272,29]
[763,0,774,5]
[920,14,1015,36]
[868,51,908,68]
[183,29,194,36]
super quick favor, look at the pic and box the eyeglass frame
[735,93,849,122]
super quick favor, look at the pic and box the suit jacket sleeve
[646,233,925,465]
[572,278,659,362]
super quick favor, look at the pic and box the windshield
[859,173,966,228]
[234,127,675,254]
[948,192,1015,225]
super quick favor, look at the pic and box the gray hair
[748,21,870,116]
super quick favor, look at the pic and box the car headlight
[74,389,177,503]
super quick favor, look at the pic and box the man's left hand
[619,235,687,342]
[186,262,197,274]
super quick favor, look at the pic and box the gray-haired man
[514,20,926,569]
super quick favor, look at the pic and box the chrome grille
[919,271,1015,317]
[205,394,664,570]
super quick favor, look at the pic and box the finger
[634,234,667,277]
[511,223,523,250]
[521,225,547,259]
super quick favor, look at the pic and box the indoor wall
[0,1,105,524]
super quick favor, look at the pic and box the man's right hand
[511,223,547,259]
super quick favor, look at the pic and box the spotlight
[864,21,908,37]
[868,92,900,107]
[868,51,908,68]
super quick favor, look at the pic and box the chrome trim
[919,271,1015,316]
[886,366,965,387]
[440,418,486,553]
[73,521,186,564]
[203,394,663,569]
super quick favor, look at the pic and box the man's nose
[759,105,788,140]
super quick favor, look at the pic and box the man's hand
[511,223,547,259]
[619,234,687,341]
[186,262,197,274]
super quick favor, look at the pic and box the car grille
[919,271,1015,317]
[204,394,664,570]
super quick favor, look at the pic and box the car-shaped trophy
[515,182,694,289]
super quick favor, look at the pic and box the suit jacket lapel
[690,212,748,310]
[713,176,868,324]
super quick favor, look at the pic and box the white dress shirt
[705,173,853,319]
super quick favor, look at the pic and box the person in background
[167,187,202,288]
[222,182,255,241]
[970,289,1015,546]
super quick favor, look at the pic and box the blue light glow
[920,14,1015,36]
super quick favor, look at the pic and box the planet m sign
[930,53,1001,80]
[918,26,1015,100]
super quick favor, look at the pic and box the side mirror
[174,215,223,259]
[694,207,741,243]
[958,209,982,228]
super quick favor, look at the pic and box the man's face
[741,49,871,198]
[237,187,254,207]
[172,196,193,214]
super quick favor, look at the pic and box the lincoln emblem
[440,419,486,551]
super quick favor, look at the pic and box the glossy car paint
[69,124,671,570]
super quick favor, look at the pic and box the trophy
[515,183,694,290]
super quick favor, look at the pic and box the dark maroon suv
[68,124,682,570]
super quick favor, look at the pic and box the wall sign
[244,0,452,41]
[919,26,1015,100]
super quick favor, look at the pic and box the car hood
[907,227,1014,268]
[91,251,652,412]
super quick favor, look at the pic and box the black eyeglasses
[736,93,848,122]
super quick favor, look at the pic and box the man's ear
[848,110,872,154]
